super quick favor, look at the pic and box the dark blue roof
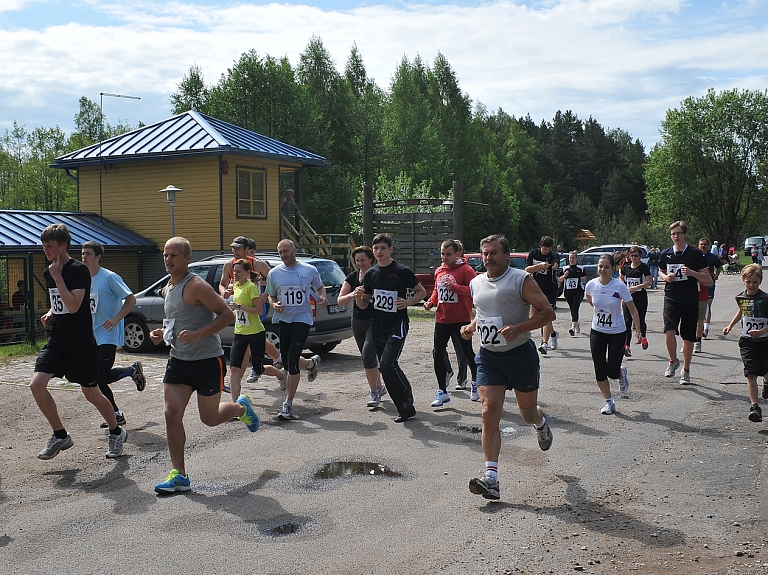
[0,210,156,252]
[52,110,329,168]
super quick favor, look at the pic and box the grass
[0,343,41,360]
[407,306,437,323]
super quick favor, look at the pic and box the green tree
[646,88,768,249]
[170,64,209,114]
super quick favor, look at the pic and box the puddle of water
[314,461,401,479]
[270,522,300,536]
[455,424,482,434]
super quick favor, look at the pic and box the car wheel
[265,327,280,361]
[123,316,151,353]
[309,342,338,355]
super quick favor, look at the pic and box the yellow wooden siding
[79,155,301,252]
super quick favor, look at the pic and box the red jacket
[427,259,476,324]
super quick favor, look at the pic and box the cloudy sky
[1,0,767,150]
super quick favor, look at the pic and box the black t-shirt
[621,262,651,293]
[735,289,768,341]
[562,265,586,294]
[363,259,418,328]
[527,248,559,293]
[659,245,708,303]
[345,270,372,320]
[44,258,95,346]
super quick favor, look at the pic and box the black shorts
[739,338,768,377]
[163,356,227,396]
[230,331,266,374]
[663,299,698,342]
[34,340,98,387]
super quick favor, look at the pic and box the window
[237,167,266,218]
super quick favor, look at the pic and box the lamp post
[159,185,183,236]
[99,92,140,223]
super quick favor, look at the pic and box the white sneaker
[246,369,259,383]
[575,322,581,334]
[106,427,128,458]
[376,383,388,398]
[665,358,680,378]
[680,370,691,385]
[366,390,380,408]
[549,331,558,350]
[446,370,455,389]
[538,342,548,355]
[306,355,321,383]
[278,368,288,391]
[455,377,467,390]
[431,390,451,408]
[693,341,702,353]
[470,381,479,401]
[619,366,630,393]
[703,325,710,338]
[278,401,292,420]
[600,399,615,415]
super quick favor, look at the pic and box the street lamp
[99,92,140,223]
[159,185,183,236]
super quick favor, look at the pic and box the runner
[81,241,146,429]
[226,258,287,401]
[266,239,323,420]
[619,245,652,356]
[337,246,386,408]
[586,254,643,415]
[424,239,478,407]
[358,233,426,423]
[722,264,768,422]
[150,237,259,494]
[658,221,713,384]
[461,234,554,500]
[557,251,586,337]
[697,237,722,347]
[30,224,127,460]
[526,236,559,354]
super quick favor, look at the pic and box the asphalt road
[1,272,767,575]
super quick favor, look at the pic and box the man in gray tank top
[149,237,260,494]
[461,234,555,501]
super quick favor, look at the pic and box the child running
[558,251,586,336]
[722,264,768,422]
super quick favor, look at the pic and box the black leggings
[589,329,625,381]
[433,322,477,391]
[624,290,648,347]
[564,289,583,322]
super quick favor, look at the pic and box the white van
[743,236,766,256]
[581,244,650,265]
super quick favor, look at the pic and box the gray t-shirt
[164,272,223,361]
[470,266,531,352]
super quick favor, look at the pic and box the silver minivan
[744,236,766,256]
[581,244,650,265]
[123,253,353,355]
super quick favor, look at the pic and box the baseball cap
[230,236,249,248]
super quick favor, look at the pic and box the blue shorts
[475,340,540,393]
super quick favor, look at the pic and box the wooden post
[411,212,416,270]
[295,171,303,239]
[452,180,463,243]
[363,182,373,245]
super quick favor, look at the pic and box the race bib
[667,263,687,281]
[281,285,306,307]
[477,316,506,348]
[49,288,70,315]
[89,292,99,314]
[742,317,768,338]
[162,318,175,345]
[593,309,613,328]
[235,309,250,326]
[373,289,397,313]
[626,277,640,288]
[437,284,457,304]
[565,277,579,290]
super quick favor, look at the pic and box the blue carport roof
[52,110,329,168]
[0,210,156,252]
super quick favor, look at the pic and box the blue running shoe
[154,469,191,493]
[237,395,260,432]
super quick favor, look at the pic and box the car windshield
[307,260,346,289]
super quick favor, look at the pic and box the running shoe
[575,322,581,334]
[236,395,260,432]
[446,370,455,389]
[273,355,283,370]
[680,370,691,385]
[430,390,451,408]
[623,345,632,358]
[538,342,548,355]
[278,368,288,391]
[470,381,479,402]
[762,381,768,400]
[535,416,553,451]
[664,358,680,378]
[367,390,381,408]
[641,337,648,350]
[600,399,615,415]
[455,377,467,390]
[278,401,292,420]
[568,327,575,337]
[376,383,388,398]
[749,403,763,422]
[37,434,73,460]
[694,341,702,353]
[100,411,127,429]
[154,469,191,493]
[246,370,260,383]
[223,384,231,393]
[703,327,709,339]
[469,475,500,500]
[619,366,630,393]
[549,331,559,350]
[131,361,146,391]
[106,427,127,458]
[307,355,321,383]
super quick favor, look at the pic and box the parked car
[743,236,767,256]
[123,253,353,355]
[465,252,529,273]
[581,244,649,265]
